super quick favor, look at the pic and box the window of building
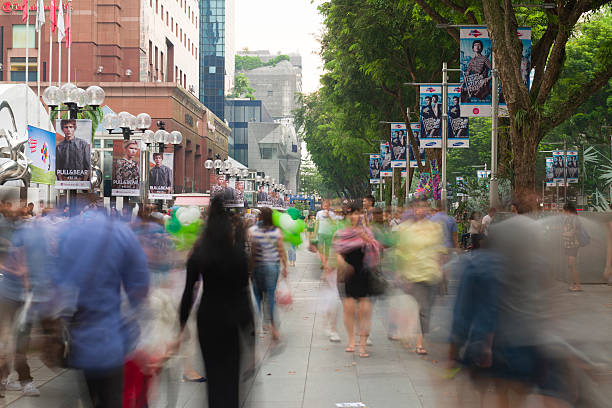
[267,90,274,97]
[260,144,278,160]
[156,0,158,13]
[150,0,152,7]
[166,11,169,25]
[161,5,164,18]
[176,23,179,35]
[184,73,187,87]
[209,66,216,74]
[171,17,174,31]
[9,57,37,81]
[160,51,164,80]
[12,25,35,48]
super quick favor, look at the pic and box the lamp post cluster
[42,83,106,118]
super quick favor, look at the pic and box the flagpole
[58,38,61,86]
[48,23,52,87]
[25,3,30,128]
[37,24,41,126]
[67,0,71,83]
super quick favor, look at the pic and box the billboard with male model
[390,123,407,167]
[419,85,442,148]
[149,152,174,199]
[55,118,92,189]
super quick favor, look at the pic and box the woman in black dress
[178,195,254,408]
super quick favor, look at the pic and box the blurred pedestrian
[562,203,581,291]
[395,200,444,354]
[248,207,287,341]
[333,202,379,358]
[178,195,254,408]
[468,211,482,249]
[53,199,149,408]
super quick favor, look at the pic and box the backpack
[577,221,590,247]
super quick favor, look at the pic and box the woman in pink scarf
[333,202,380,357]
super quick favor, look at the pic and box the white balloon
[279,213,295,231]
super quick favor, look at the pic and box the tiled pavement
[3,247,612,407]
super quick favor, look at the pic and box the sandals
[359,349,370,358]
[415,346,428,355]
[345,346,355,353]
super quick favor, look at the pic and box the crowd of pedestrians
[0,193,610,407]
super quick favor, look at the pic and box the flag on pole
[57,0,65,43]
[35,0,45,31]
[65,5,70,47]
[22,0,29,23]
[51,0,57,33]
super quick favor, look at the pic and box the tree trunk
[509,115,541,195]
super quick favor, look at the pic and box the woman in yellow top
[394,200,445,355]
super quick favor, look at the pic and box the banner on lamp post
[419,85,442,148]
[566,151,579,184]
[552,151,565,186]
[380,142,392,177]
[409,123,426,168]
[390,123,407,167]
[499,27,531,116]
[112,140,141,197]
[369,154,381,184]
[149,151,174,199]
[55,118,92,190]
[27,125,55,185]
[448,86,469,147]
[545,157,554,187]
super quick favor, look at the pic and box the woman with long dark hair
[178,196,254,408]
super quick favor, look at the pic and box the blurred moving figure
[333,203,378,358]
[54,202,149,408]
[179,196,254,408]
[395,200,444,355]
[562,203,582,291]
[248,207,287,341]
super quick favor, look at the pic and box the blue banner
[26,125,56,185]
[419,85,442,148]
[390,123,407,167]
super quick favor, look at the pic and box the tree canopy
[235,54,291,71]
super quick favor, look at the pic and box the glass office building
[225,99,273,166]
[199,0,226,119]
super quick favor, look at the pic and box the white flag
[57,0,65,42]
[35,0,45,31]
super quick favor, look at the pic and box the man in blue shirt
[54,202,149,407]
[430,202,459,251]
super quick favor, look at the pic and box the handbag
[368,267,388,296]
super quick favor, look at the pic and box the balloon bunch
[165,206,203,251]
[272,207,306,246]
[414,160,441,200]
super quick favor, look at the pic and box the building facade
[198,0,235,120]
[0,0,199,92]
[236,51,302,120]
[225,98,273,166]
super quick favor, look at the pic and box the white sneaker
[329,332,341,342]
[5,381,22,391]
[22,382,40,397]
[366,337,373,346]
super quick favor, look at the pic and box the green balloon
[272,210,282,227]
[287,207,300,220]
[166,217,181,234]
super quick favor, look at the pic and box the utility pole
[441,63,448,211]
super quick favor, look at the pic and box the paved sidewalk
[3,247,612,407]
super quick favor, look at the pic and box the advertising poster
[380,142,392,177]
[499,27,531,116]
[55,118,92,189]
[228,178,246,207]
[448,86,469,147]
[390,123,407,167]
[545,157,554,187]
[456,176,465,196]
[477,170,491,179]
[369,154,381,184]
[566,151,579,183]
[209,173,244,207]
[112,140,141,196]
[409,123,426,168]
[26,125,55,185]
[460,27,493,117]
[149,151,174,199]
[552,150,565,185]
[419,85,442,148]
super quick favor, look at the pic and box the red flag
[65,7,70,47]
[51,0,57,33]
[21,0,29,23]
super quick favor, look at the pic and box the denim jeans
[252,263,280,325]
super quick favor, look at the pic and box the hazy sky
[235,0,325,94]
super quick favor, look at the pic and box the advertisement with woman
[112,140,141,196]
[369,154,381,184]
[55,118,92,189]
[448,87,469,147]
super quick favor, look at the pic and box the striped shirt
[249,224,282,265]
